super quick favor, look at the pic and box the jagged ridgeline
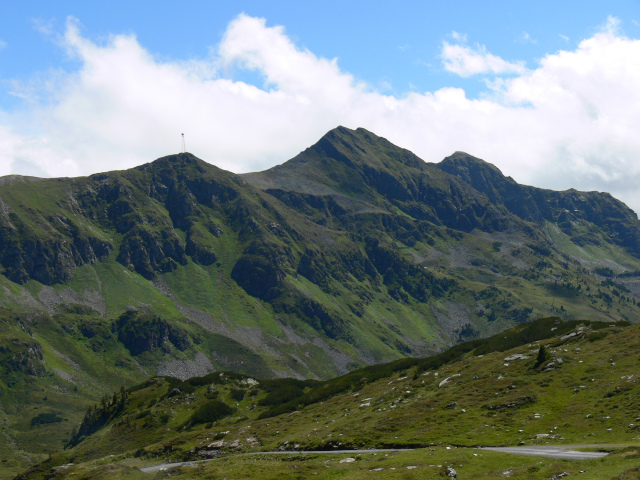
[2,126,640,377]
[1,126,640,476]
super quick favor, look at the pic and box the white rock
[439,374,461,388]
[504,354,529,361]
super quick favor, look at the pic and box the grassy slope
[2,206,640,478]
[2,129,640,477]
[20,448,640,480]
[0,313,143,478]
[15,318,640,480]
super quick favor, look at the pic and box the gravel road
[140,449,413,472]
[140,446,608,472]
[480,446,609,460]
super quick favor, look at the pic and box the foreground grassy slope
[16,317,640,479]
[17,447,640,480]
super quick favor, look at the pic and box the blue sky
[1,1,640,212]
[2,1,638,100]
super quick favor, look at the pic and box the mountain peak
[140,152,205,169]
[438,151,507,179]
[242,126,429,198]
[134,152,232,180]
[435,151,519,205]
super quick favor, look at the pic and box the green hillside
[2,126,640,476]
[15,318,640,480]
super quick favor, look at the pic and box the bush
[588,331,609,342]
[594,267,615,277]
[31,412,65,427]
[205,390,219,399]
[114,311,190,355]
[534,345,548,368]
[135,409,152,420]
[230,389,245,402]
[258,379,319,408]
[189,400,234,426]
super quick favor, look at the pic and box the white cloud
[450,31,467,42]
[0,39,6,51]
[31,17,56,36]
[518,31,537,44]
[0,124,19,176]
[441,41,527,77]
[601,15,621,35]
[559,34,570,42]
[1,14,640,215]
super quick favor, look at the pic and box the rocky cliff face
[437,151,640,254]
[0,185,113,285]
[0,126,639,381]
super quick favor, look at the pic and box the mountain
[1,126,640,477]
[437,151,640,255]
[15,318,640,480]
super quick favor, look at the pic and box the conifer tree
[535,345,548,368]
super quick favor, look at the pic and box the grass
[0,311,148,478]
[25,447,640,480]
[3,233,639,479]
[13,318,640,479]
[544,221,640,271]
[92,258,181,318]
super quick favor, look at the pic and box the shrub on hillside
[230,389,245,401]
[188,400,233,426]
[30,412,65,427]
[114,311,190,355]
[534,345,548,368]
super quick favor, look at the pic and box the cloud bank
[1,14,640,214]
[441,41,526,77]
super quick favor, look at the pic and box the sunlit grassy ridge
[15,317,640,479]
